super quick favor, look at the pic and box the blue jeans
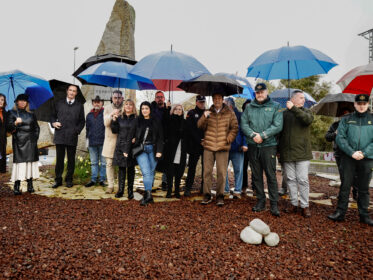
[225,151,244,193]
[136,145,158,191]
[88,145,106,182]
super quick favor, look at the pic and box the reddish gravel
[0,171,372,279]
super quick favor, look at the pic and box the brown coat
[197,104,238,152]
[102,104,123,158]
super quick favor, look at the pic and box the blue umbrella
[270,88,316,108]
[77,61,156,90]
[129,49,210,96]
[25,85,54,110]
[246,45,338,81]
[0,70,53,110]
[216,72,255,99]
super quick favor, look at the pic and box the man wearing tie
[51,84,85,188]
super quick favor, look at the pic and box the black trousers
[335,155,358,194]
[242,151,256,192]
[55,144,77,183]
[185,153,203,191]
[118,166,135,190]
[166,162,186,191]
[247,145,279,203]
[337,154,373,217]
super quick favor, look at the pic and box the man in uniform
[241,83,283,216]
[184,95,206,196]
[328,94,373,226]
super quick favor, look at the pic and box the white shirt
[66,98,75,105]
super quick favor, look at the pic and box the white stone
[264,232,280,247]
[240,226,263,245]
[249,218,270,236]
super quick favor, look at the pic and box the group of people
[0,82,372,225]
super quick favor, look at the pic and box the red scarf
[91,107,104,118]
[0,108,3,122]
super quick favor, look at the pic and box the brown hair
[13,100,30,112]
[0,93,7,109]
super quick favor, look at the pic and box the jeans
[88,145,106,182]
[136,145,158,191]
[225,151,244,193]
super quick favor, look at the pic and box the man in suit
[51,84,85,188]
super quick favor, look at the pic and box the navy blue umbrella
[270,88,316,108]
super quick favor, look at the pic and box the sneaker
[201,194,212,205]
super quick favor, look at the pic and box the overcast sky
[0,0,372,93]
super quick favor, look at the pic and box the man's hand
[15,117,22,125]
[52,122,62,129]
[204,111,210,118]
[242,146,248,152]
[166,100,171,108]
[253,133,263,144]
[132,138,136,144]
[286,101,294,110]
[352,151,364,160]
[156,153,162,158]
[123,153,128,158]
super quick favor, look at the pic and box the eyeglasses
[155,96,164,99]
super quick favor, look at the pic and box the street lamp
[73,46,79,83]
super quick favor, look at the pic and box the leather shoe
[252,200,265,212]
[302,207,311,218]
[52,182,62,189]
[270,202,280,217]
[66,182,74,188]
[360,215,373,226]
[85,181,95,188]
[327,211,345,222]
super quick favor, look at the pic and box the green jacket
[279,106,314,162]
[241,97,283,147]
[336,111,373,159]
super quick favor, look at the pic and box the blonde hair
[13,101,30,112]
[122,99,137,116]
[170,104,184,115]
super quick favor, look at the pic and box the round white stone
[264,232,280,247]
[240,226,263,245]
[249,218,271,236]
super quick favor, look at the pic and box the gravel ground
[0,170,372,279]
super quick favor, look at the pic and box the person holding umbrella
[7,94,40,194]
[328,94,373,226]
[0,93,8,173]
[198,93,238,206]
[241,83,283,216]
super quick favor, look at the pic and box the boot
[127,167,135,200]
[184,187,191,197]
[166,185,172,198]
[174,185,180,199]
[127,184,134,200]
[270,201,280,217]
[115,174,124,198]
[140,191,154,206]
[252,200,265,212]
[27,178,34,193]
[13,180,21,195]
[359,215,373,226]
[327,210,345,222]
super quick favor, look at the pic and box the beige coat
[102,104,122,158]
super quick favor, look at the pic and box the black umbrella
[177,74,243,96]
[72,53,137,78]
[311,93,355,117]
[34,80,86,122]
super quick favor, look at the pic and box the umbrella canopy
[336,62,373,95]
[246,45,338,80]
[177,74,243,96]
[0,70,53,110]
[33,80,85,122]
[270,88,316,108]
[25,85,54,110]
[311,93,355,117]
[77,61,155,90]
[129,50,210,92]
[73,53,137,78]
[215,72,255,99]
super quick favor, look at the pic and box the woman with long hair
[0,93,8,173]
[163,104,186,198]
[133,101,163,206]
[111,99,137,199]
[6,94,40,195]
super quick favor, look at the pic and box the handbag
[132,127,149,158]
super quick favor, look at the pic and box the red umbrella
[337,62,373,95]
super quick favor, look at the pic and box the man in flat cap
[328,94,373,226]
[85,95,106,187]
[241,83,283,216]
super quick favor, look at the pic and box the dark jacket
[7,109,39,163]
[279,106,314,162]
[241,97,283,148]
[151,101,170,123]
[0,109,7,172]
[336,111,373,159]
[185,106,205,155]
[163,114,187,165]
[51,99,85,146]
[86,108,105,147]
[230,108,247,153]
[133,117,164,155]
[325,120,341,158]
[111,114,137,167]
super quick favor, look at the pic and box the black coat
[325,121,341,158]
[51,99,85,146]
[111,114,137,167]
[163,114,187,164]
[0,110,7,172]
[185,106,205,155]
[133,117,164,155]
[7,109,39,163]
